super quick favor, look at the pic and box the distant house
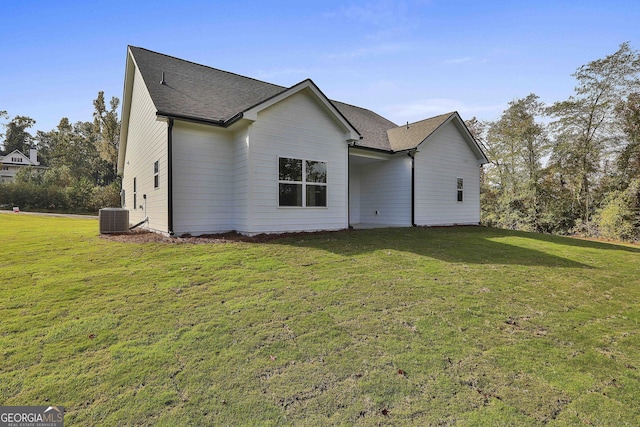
[0,149,45,183]
[117,46,488,236]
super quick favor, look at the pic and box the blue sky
[1,0,639,135]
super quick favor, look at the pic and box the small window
[154,161,159,188]
[457,178,464,202]
[133,177,137,210]
[278,157,327,207]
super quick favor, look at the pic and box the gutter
[350,143,417,156]
[156,111,244,128]
[168,118,174,236]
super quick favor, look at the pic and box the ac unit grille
[99,208,130,234]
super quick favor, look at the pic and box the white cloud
[382,98,505,123]
[253,68,311,81]
[324,43,411,60]
[442,57,473,65]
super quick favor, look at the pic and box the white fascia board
[117,48,138,175]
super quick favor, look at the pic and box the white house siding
[121,67,168,233]
[231,127,250,233]
[348,165,361,224]
[356,157,412,226]
[247,90,349,234]
[172,121,236,235]
[414,121,481,225]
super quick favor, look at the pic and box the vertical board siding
[172,122,236,234]
[356,158,412,226]
[414,121,481,225]
[121,67,168,233]
[248,90,349,233]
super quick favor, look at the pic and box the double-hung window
[278,157,327,207]
[457,177,464,202]
[133,177,137,210]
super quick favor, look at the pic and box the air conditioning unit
[99,208,130,234]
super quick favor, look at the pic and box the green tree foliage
[475,43,640,241]
[595,178,640,241]
[93,91,120,184]
[1,115,36,154]
[1,92,121,213]
[616,92,640,181]
[481,94,549,231]
[547,42,640,228]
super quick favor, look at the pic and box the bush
[595,179,640,241]
[88,182,122,211]
[0,177,121,214]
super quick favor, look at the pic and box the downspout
[168,118,174,236]
[347,145,351,229]
[408,150,416,227]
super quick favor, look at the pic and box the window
[457,178,464,202]
[11,157,22,163]
[153,161,159,188]
[133,177,137,210]
[278,157,327,207]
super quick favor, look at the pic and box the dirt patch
[100,228,353,244]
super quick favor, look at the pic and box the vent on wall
[99,208,130,234]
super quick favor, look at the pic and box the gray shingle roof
[130,46,285,124]
[387,112,456,151]
[128,46,471,153]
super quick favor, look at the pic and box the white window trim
[133,177,137,210]
[278,156,328,208]
[457,177,464,203]
[153,161,159,189]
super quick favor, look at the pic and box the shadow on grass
[271,226,640,268]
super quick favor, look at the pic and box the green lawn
[1,214,639,426]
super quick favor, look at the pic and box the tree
[482,94,548,231]
[615,92,640,181]
[92,91,120,184]
[45,118,106,183]
[2,115,36,154]
[547,42,640,229]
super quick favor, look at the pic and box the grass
[1,213,639,426]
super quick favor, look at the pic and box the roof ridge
[129,45,287,90]
[401,111,456,128]
[332,99,398,127]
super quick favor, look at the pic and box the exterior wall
[172,121,236,234]
[232,127,250,232]
[1,165,23,182]
[356,157,412,226]
[414,121,481,225]
[246,89,349,233]
[0,151,44,183]
[121,66,168,233]
[348,165,361,224]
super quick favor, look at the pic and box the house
[117,46,488,236]
[0,149,45,183]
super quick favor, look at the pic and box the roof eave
[117,47,136,176]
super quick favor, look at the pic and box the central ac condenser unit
[99,208,130,234]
